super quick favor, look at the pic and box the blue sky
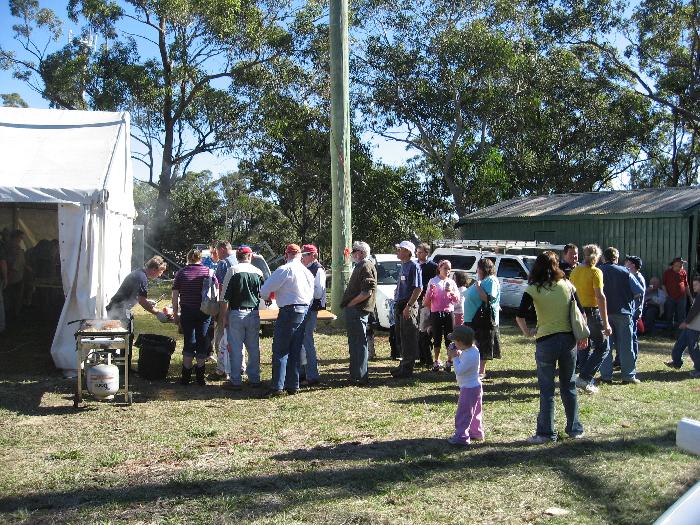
[0,0,413,182]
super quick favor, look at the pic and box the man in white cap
[391,240,422,378]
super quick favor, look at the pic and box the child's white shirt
[453,345,481,388]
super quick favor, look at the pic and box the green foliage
[157,171,227,259]
[0,92,28,107]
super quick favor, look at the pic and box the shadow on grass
[0,429,684,524]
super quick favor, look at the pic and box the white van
[430,240,563,309]
[372,253,402,329]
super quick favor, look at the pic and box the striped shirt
[173,264,217,308]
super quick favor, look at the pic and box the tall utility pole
[329,0,352,322]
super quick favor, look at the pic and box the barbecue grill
[73,318,133,407]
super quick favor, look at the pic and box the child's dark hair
[452,325,475,346]
[453,271,468,288]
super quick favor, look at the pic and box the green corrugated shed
[455,187,700,280]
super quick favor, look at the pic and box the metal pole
[329,0,352,324]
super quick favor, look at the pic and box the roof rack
[432,239,566,253]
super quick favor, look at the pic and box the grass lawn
[1,305,699,524]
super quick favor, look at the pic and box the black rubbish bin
[135,334,176,380]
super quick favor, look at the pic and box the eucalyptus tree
[354,0,656,211]
[540,0,700,185]
[1,0,297,246]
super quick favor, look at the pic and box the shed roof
[458,187,700,223]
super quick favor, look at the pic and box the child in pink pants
[447,325,484,445]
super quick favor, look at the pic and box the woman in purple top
[172,249,218,385]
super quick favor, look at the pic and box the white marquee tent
[0,108,135,373]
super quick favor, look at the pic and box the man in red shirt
[663,257,693,328]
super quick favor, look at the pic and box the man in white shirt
[300,244,326,385]
[260,243,314,397]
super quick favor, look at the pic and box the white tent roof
[0,107,134,215]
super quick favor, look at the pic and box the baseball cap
[670,256,687,265]
[395,240,416,256]
[301,244,318,255]
[285,243,301,254]
[237,245,253,254]
[447,325,475,344]
[624,255,642,270]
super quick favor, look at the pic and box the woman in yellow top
[569,244,612,394]
[515,251,586,444]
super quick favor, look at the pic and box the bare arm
[137,295,158,315]
[347,291,371,307]
[402,287,422,319]
[594,288,612,336]
[515,316,535,337]
[172,290,180,324]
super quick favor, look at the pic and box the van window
[497,258,528,279]
[376,260,402,285]
[433,255,476,271]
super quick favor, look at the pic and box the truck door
[497,257,529,308]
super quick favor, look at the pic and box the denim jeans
[600,314,635,381]
[227,309,261,385]
[345,306,369,382]
[670,328,700,370]
[579,308,609,382]
[180,305,212,359]
[534,332,584,439]
[301,310,320,381]
[271,304,308,391]
[665,296,688,327]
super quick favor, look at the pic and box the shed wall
[459,215,696,281]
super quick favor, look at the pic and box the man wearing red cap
[260,243,314,396]
[300,244,326,385]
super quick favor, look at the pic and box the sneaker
[221,382,242,391]
[447,436,469,446]
[621,377,641,385]
[431,361,442,372]
[665,360,682,370]
[301,378,320,386]
[526,434,555,445]
[569,432,586,440]
[690,370,700,378]
[576,377,599,394]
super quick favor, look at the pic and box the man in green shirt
[220,246,264,390]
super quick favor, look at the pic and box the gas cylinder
[86,363,120,400]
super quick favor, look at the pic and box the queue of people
[105,237,700,448]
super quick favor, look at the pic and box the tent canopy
[0,108,134,215]
[0,108,135,373]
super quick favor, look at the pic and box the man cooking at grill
[106,256,169,322]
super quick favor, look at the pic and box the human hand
[403,305,411,319]
[155,311,169,323]
[603,325,612,337]
[577,338,588,350]
[680,322,688,330]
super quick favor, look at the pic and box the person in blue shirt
[390,240,422,379]
[598,247,645,385]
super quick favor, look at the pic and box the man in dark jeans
[598,247,645,384]
[340,241,377,384]
[416,243,438,367]
[391,240,422,379]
